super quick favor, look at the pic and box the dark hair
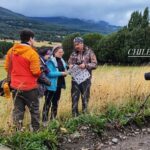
[20,29,34,43]
[38,47,50,56]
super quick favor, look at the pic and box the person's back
[5,29,41,132]
[5,44,41,90]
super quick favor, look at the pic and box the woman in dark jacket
[42,46,67,126]
[38,48,51,97]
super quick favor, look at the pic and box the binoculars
[144,72,150,80]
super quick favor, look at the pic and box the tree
[63,7,150,65]
[141,7,149,28]
[62,33,81,60]
[82,33,103,48]
[0,41,13,57]
[128,11,142,31]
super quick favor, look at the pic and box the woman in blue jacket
[42,46,67,126]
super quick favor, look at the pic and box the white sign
[68,65,91,84]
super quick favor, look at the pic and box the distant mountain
[0,7,121,41]
[0,7,75,41]
[30,16,120,34]
[0,6,26,20]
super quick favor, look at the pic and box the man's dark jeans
[12,88,40,131]
[71,79,91,117]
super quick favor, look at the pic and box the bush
[0,52,4,58]
[62,32,81,60]
[0,41,13,56]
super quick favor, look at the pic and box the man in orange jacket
[5,29,41,131]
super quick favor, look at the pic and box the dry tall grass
[58,65,150,119]
[0,39,61,47]
[0,62,150,129]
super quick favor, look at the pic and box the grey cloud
[0,0,149,25]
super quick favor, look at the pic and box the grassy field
[1,60,150,130]
[0,39,61,47]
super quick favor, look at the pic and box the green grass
[0,98,150,149]
[0,126,58,150]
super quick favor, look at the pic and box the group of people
[4,29,97,131]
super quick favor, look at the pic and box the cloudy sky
[0,0,149,26]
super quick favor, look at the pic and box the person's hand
[79,63,86,69]
[69,64,73,69]
[44,55,50,60]
[61,71,68,77]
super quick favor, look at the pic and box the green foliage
[64,98,150,134]
[128,11,142,31]
[62,32,81,60]
[0,98,150,149]
[0,41,13,58]
[82,33,103,48]
[63,7,150,65]
[0,52,3,58]
[47,120,60,134]
[98,7,150,65]
[64,114,107,134]
[0,130,57,150]
[62,32,103,60]
[141,7,149,28]
[104,98,150,127]
[0,120,61,150]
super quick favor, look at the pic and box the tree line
[0,7,150,65]
[62,7,150,65]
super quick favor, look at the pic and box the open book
[68,65,91,84]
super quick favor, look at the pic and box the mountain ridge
[0,7,121,41]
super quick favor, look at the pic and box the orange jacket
[5,43,41,90]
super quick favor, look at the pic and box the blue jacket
[46,56,67,91]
